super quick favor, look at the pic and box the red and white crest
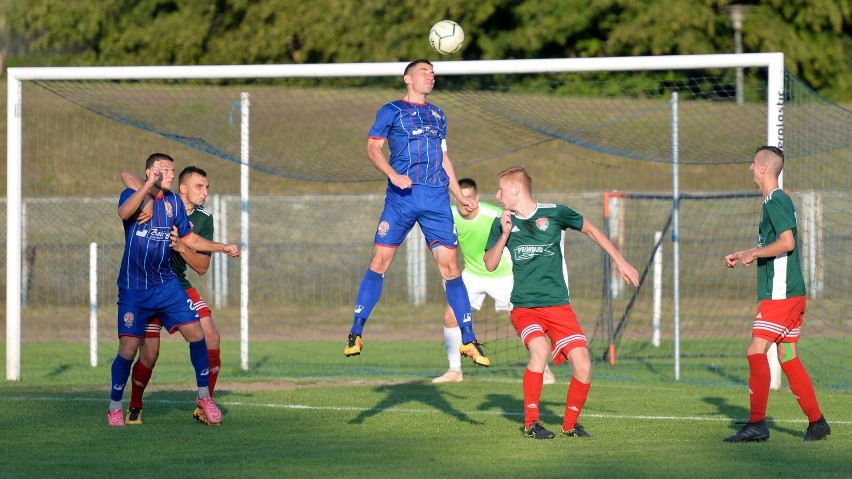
[123,312,134,328]
[377,221,390,237]
[164,201,173,218]
[535,218,549,231]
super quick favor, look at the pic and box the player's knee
[140,348,159,367]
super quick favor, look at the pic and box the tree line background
[1,0,850,102]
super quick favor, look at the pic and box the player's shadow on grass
[703,396,802,438]
[348,381,482,425]
[477,393,561,428]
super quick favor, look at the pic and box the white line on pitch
[1,395,849,425]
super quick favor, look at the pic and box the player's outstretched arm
[170,226,212,274]
[580,219,639,287]
[180,232,239,257]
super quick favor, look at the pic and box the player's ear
[179,183,188,195]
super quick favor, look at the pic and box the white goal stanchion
[652,232,663,348]
[89,242,98,368]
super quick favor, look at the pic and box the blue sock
[351,269,384,335]
[189,339,210,388]
[110,354,133,402]
[445,276,476,344]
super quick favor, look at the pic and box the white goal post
[6,53,785,381]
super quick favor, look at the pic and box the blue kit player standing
[109,153,240,427]
[344,59,489,367]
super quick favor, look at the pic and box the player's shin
[445,276,476,343]
[188,339,211,394]
[351,269,384,335]
[110,354,133,405]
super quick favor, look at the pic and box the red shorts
[752,295,806,343]
[145,287,211,338]
[509,304,587,366]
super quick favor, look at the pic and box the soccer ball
[429,20,465,55]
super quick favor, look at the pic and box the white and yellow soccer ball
[429,20,465,55]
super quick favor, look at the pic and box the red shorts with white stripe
[752,295,806,343]
[145,287,212,339]
[509,304,587,366]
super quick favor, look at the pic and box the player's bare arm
[367,137,411,189]
[443,153,477,213]
[170,226,212,274]
[120,170,154,223]
[118,165,160,220]
[484,211,512,272]
[581,219,640,286]
[725,229,795,268]
[181,232,240,258]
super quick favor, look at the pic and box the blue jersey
[117,188,192,290]
[368,99,449,187]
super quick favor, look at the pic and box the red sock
[747,353,770,423]
[780,356,822,422]
[523,369,544,429]
[208,349,221,397]
[129,361,153,409]
[563,377,590,431]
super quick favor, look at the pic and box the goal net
[4,55,850,390]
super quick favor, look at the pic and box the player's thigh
[416,186,458,250]
[374,187,418,247]
[543,305,588,366]
[752,296,806,345]
[117,288,155,339]
[155,280,202,339]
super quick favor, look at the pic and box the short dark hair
[755,145,784,161]
[179,165,207,185]
[403,59,432,78]
[145,152,174,169]
[458,178,477,192]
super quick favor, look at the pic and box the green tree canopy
[5,0,852,100]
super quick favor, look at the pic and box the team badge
[123,312,134,328]
[164,201,173,218]
[535,218,549,231]
[377,221,390,237]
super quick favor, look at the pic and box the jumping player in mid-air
[344,59,489,368]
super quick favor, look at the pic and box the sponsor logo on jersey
[513,244,555,261]
[757,233,766,248]
[755,312,762,319]
[511,225,520,232]
[354,305,365,314]
[148,227,172,242]
[535,218,549,231]
[412,129,423,135]
[461,313,471,324]
[123,312,134,328]
[165,201,173,218]
[377,221,390,237]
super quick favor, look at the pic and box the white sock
[444,326,463,371]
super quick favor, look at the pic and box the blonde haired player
[433,178,554,384]
[484,166,639,439]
